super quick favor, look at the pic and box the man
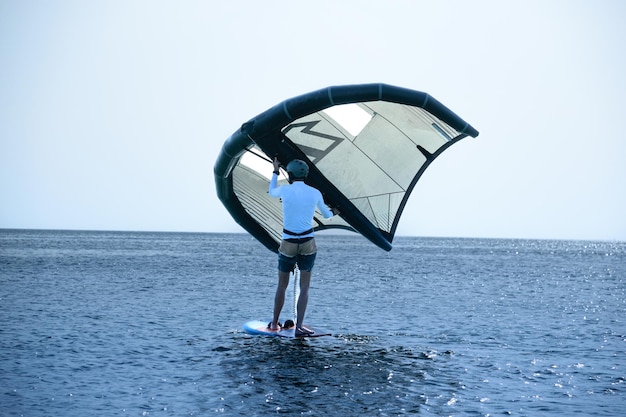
[268,157,338,337]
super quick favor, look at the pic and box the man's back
[270,180,326,234]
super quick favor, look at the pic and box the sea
[0,229,624,416]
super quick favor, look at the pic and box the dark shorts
[278,237,317,272]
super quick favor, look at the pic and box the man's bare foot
[295,326,314,337]
[267,321,281,331]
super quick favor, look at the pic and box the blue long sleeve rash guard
[269,173,334,240]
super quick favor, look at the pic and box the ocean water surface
[1,230,624,416]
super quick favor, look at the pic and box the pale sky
[1,0,625,242]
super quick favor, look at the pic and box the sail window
[322,103,372,137]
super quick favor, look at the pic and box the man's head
[286,159,309,182]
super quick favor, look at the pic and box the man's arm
[269,157,281,197]
[316,192,338,219]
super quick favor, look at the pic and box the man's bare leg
[296,270,313,333]
[270,270,290,330]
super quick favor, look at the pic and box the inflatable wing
[214,83,479,252]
